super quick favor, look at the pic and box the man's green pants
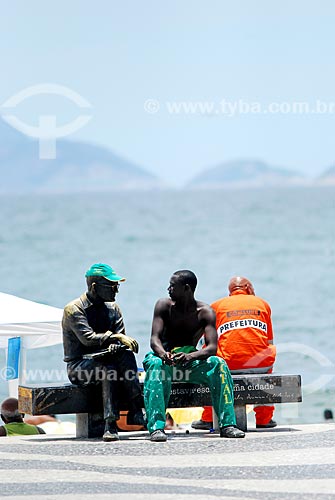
[143,352,236,433]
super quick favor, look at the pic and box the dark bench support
[18,374,302,437]
[76,413,105,439]
[234,406,247,432]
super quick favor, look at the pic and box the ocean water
[0,187,334,425]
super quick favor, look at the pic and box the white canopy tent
[0,292,63,349]
[0,292,63,395]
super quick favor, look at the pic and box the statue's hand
[108,343,124,354]
[111,333,139,353]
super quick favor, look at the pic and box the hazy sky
[1,1,334,186]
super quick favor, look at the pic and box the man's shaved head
[228,276,255,296]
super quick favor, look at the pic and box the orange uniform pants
[201,404,274,426]
[201,368,274,426]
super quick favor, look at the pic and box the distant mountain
[186,160,307,189]
[0,120,164,192]
[317,164,335,185]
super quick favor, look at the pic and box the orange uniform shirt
[211,290,276,371]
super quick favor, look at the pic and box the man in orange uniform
[192,276,277,429]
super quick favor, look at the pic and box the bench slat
[19,374,302,415]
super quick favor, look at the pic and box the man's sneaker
[220,426,245,438]
[150,429,167,442]
[102,430,120,442]
[256,419,277,429]
[103,420,119,441]
[191,420,213,430]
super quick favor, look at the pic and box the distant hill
[186,160,307,189]
[317,164,335,185]
[0,120,163,193]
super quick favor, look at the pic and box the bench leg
[211,407,247,433]
[76,412,105,438]
[212,408,219,431]
[234,405,248,432]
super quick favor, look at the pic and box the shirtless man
[143,270,245,442]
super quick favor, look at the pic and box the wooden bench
[18,374,302,437]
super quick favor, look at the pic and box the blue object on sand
[6,337,21,380]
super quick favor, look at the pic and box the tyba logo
[1,84,92,159]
